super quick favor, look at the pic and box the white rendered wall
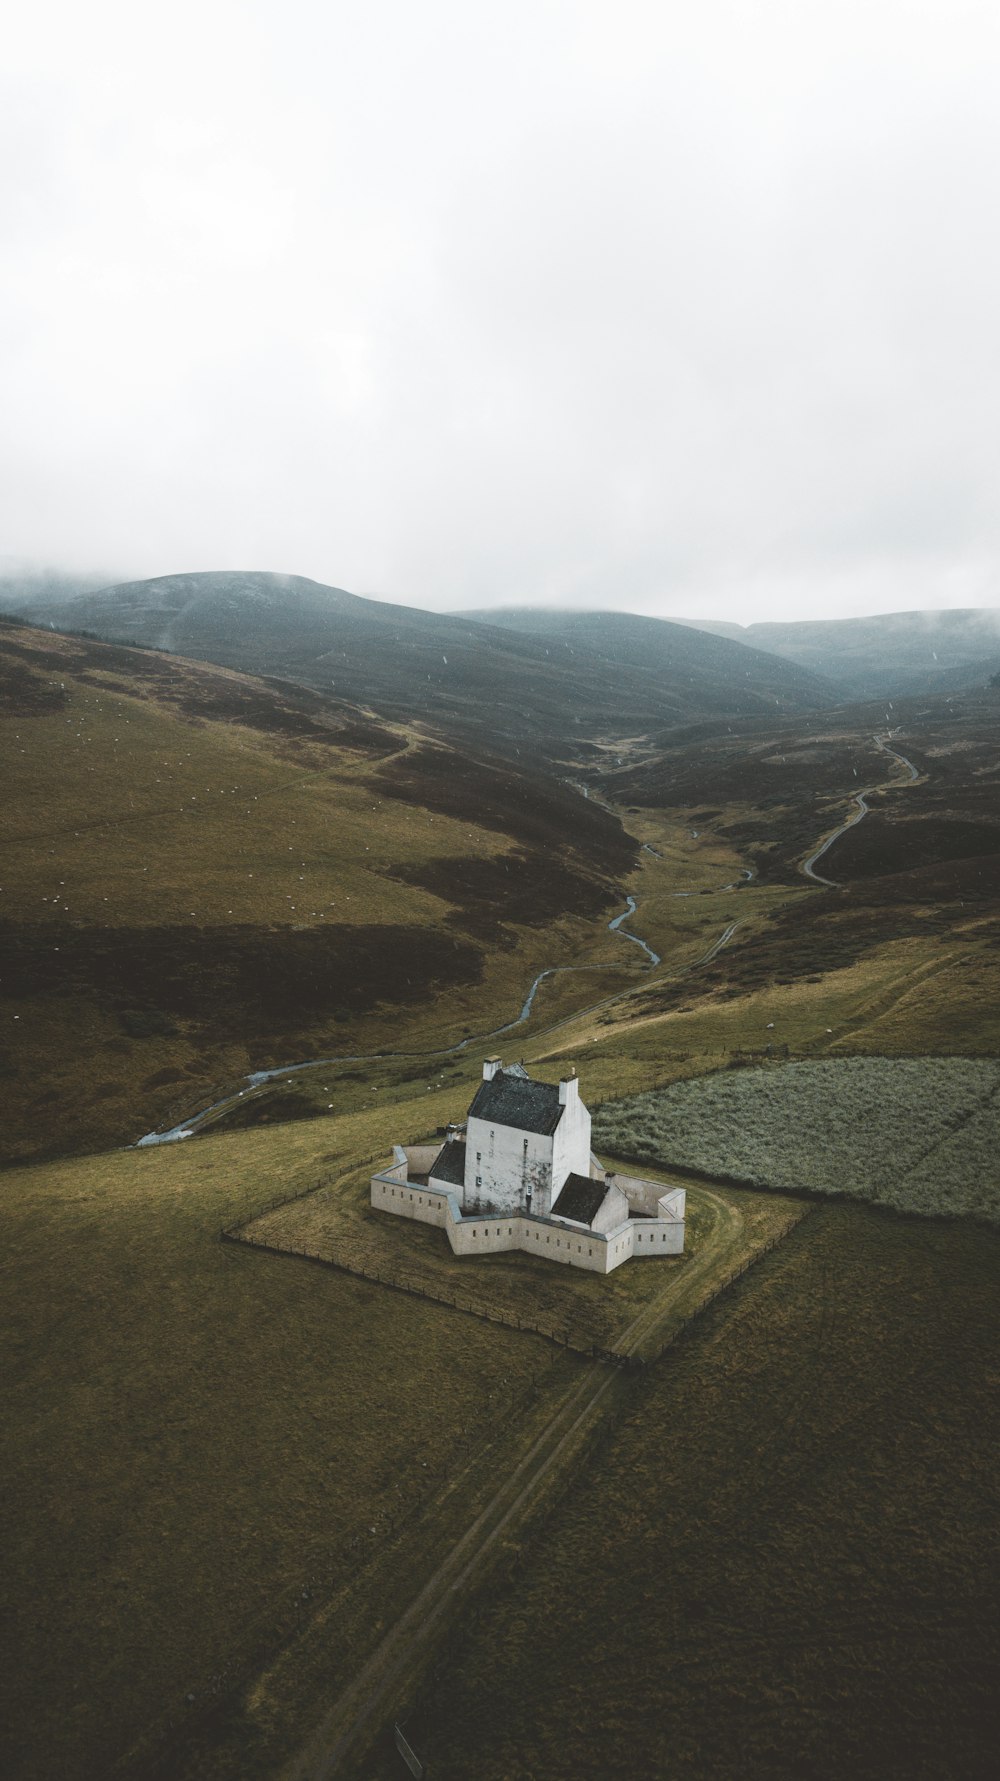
[592,1180,629,1232]
[463,1116,554,1214]
[402,1144,442,1176]
[550,1081,592,1192]
[371,1170,627,1272]
[371,1157,685,1271]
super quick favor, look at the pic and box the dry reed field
[593,1057,1000,1222]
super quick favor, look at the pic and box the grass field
[368,1203,1000,1780]
[0,624,639,1163]
[239,1155,805,1357]
[0,1083,809,1781]
[4,632,999,1780]
[593,1057,1000,1222]
[0,1114,566,1781]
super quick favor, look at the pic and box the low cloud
[2,1,998,623]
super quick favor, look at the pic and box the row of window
[381,1184,668,1253]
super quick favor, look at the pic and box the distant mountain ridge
[670,608,1000,699]
[4,571,834,756]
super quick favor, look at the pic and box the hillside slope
[6,571,832,756]
[460,605,840,712]
[0,621,636,1162]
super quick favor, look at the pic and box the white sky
[3,0,999,623]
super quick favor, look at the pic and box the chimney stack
[558,1075,579,1106]
[483,1056,502,1081]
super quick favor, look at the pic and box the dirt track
[800,731,920,886]
[278,1181,795,1780]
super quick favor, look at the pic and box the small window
[523,1138,528,1150]
[476,1151,481,1163]
[476,1175,482,1188]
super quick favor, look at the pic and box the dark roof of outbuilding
[429,1137,467,1185]
[551,1172,608,1227]
[467,1069,564,1136]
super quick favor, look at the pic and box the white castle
[371,1057,685,1275]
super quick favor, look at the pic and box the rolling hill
[458,604,841,713]
[5,571,834,757]
[0,620,637,1163]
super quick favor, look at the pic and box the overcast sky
[3,0,999,623]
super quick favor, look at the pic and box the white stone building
[370,1057,685,1275]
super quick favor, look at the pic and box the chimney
[483,1056,502,1081]
[558,1074,579,1107]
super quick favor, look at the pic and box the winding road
[801,734,920,888]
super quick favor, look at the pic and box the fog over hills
[672,608,1000,700]
[5,571,833,755]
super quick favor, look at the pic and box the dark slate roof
[467,1069,564,1136]
[551,1172,608,1227]
[429,1137,467,1185]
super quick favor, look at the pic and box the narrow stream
[140,737,919,1149]
[134,888,666,1146]
[607,895,661,964]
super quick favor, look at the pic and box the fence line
[219,1148,389,1242]
[219,1223,633,1363]
[221,1161,806,1370]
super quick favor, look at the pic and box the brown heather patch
[0,918,483,1040]
[374,743,638,875]
[385,849,622,939]
[0,655,69,716]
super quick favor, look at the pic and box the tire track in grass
[273,1183,803,1780]
[282,1361,626,1781]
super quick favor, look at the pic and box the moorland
[1,578,998,1781]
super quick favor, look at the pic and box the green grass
[241,1156,804,1356]
[368,1203,1000,1780]
[0,1064,813,1781]
[0,632,643,1164]
[0,1121,564,1781]
[5,636,1000,1780]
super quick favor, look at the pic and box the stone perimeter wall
[371,1146,685,1276]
